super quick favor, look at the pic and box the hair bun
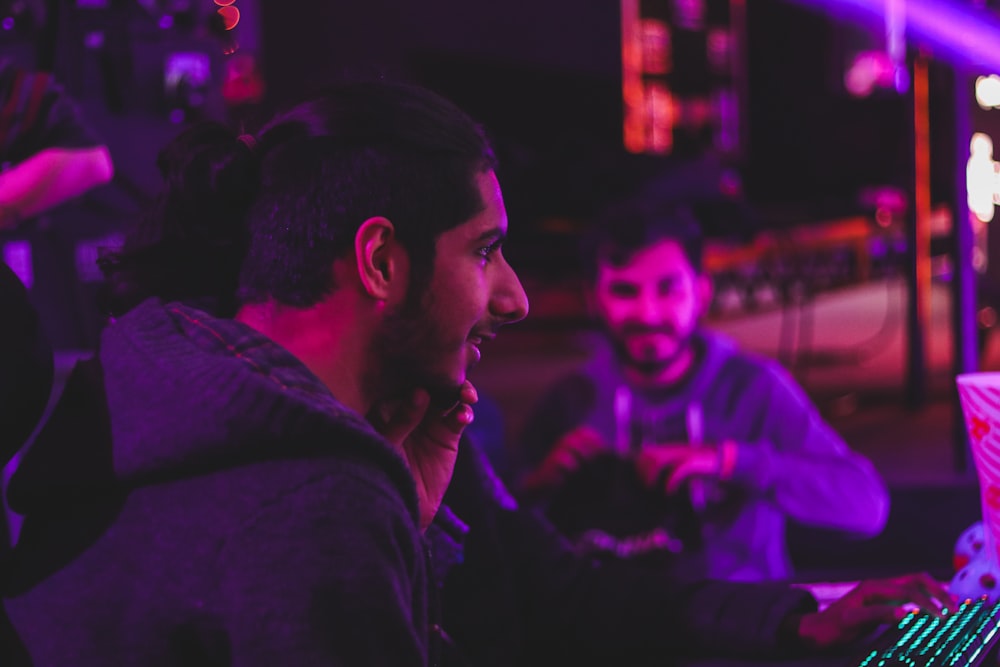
[100,122,261,316]
[153,122,259,244]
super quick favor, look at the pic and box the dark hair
[581,199,704,283]
[101,79,496,316]
[99,122,258,317]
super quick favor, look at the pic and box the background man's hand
[795,573,955,649]
[370,382,477,531]
[635,444,721,494]
[521,426,607,494]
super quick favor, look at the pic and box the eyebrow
[604,273,681,287]
[473,227,507,244]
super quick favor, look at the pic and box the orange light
[217,5,240,30]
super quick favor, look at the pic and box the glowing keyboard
[852,597,1000,667]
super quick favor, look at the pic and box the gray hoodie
[2,299,428,666]
[519,330,889,581]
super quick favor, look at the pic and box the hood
[7,299,412,514]
[580,329,740,447]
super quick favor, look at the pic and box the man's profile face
[592,237,710,385]
[374,170,529,406]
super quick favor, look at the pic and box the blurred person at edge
[0,58,113,231]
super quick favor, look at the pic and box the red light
[214,0,236,6]
[217,5,239,30]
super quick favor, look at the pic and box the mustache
[621,324,677,336]
[471,321,503,339]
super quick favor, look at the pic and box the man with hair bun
[2,79,528,666]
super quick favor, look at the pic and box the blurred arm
[728,365,889,536]
[0,145,113,229]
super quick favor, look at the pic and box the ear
[695,273,714,317]
[354,217,400,301]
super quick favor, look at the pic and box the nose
[634,290,663,324]
[492,258,529,325]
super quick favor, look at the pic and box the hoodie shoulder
[11,300,418,521]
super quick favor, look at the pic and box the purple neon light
[787,0,1000,72]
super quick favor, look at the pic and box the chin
[421,361,466,405]
[626,341,674,360]
[420,345,480,406]
[627,350,677,367]
[425,376,464,411]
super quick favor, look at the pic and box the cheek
[431,276,484,332]
[596,296,630,324]
[675,298,701,330]
[606,309,631,330]
[679,294,703,325]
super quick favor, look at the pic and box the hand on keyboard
[796,573,957,649]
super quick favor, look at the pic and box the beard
[368,283,465,411]
[607,323,695,381]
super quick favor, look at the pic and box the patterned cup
[957,373,1000,565]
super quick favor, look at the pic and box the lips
[468,330,497,346]
[627,332,674,346]
[624,332,678,360]
[467,330,496,365]
[467,340,482,365]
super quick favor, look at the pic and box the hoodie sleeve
[454,443,816,664]
[216,471,427,667]
[446,441,819,663]
[504,506,820,662]
[725,362,889,537]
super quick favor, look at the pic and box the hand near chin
[369,381,477,531]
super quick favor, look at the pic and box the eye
[608,282,638,298]
[476,239,503,261]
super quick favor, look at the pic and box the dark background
[0,0,970,346]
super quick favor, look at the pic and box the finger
[566,429,606,451]
[645,447,692,468]
[636,451,668,486]
[457,381,479,407]
[635,449,656,468]
[902,572,956,609]
[841,604,909,631]
[438,381,477,425]
[576,426,605,442]
[855,579,945,616]
[666,461,698,494]
[864,574,947,611]
[899,583,948,616]
[455,403,475,427]
[550,449,577,470]
[635,457,658,487]
[440,402,475,435]
[378,389,431,446]
[558,431,606,462]
[577,433,607,453]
